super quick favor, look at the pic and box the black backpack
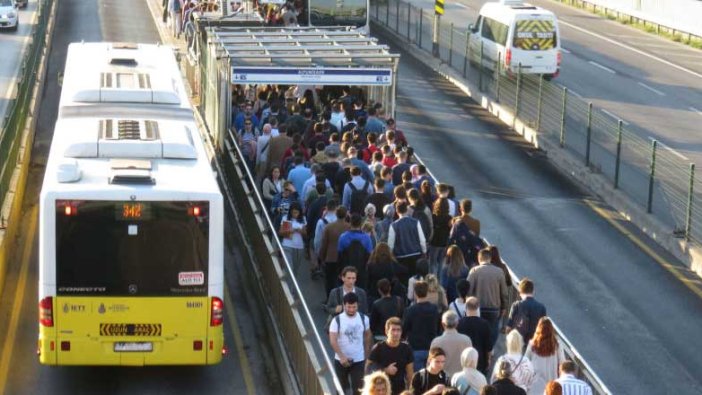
[448,221,485,266]
[339,238,370,289]
[348,180,371,215]
[411,206,432,241]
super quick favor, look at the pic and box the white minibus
[469,0,562,79]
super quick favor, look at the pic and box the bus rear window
[55,200,209,296]
[513,19,556,50]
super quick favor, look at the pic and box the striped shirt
[557,374,593,395]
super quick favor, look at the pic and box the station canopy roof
[208,26,400,68]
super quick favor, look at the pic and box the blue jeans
[481,307,501,350]
[413,349,429,371]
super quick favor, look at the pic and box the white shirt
[556,374,593,395]
[447,199,457,217]
[329,312,369,362]
[256,133,272,164]
[450,298,466,318]
[281,219,306,249]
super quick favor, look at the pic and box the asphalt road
[400,0,702,165]
[0,0,39,123]
[377,30,702,393]
[0,0,277,394]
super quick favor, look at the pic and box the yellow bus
[38,42,224,365]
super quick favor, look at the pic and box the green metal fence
[0,0,53,221]
[372,0,701,246]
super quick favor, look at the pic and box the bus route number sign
[116,202,152,221]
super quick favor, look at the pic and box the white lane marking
[559,19,702,80]
[588,61,616,74]
[637,82,666,96]
[601,109,631,125]
[455,3,470,9]
[648,136,689,160]
[690,107,702,116]
[569,89,583,99]
[561,48,571,54]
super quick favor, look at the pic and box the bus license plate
[114,342,153,352]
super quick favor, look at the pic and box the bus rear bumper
[38,334,224,366]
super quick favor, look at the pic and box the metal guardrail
[408,150,614,395]
[220,129,344,395]
[372,0,702,250]
[0,0,53,223]
[371,2,614,394]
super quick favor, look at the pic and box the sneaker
[312,268,324,279]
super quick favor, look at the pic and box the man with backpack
[369,279,406,341]
[329,292,372,395]
[448,199,485,267]
[504,278,546,344]
[338,214,374,290]
[409,347,450,395]
[326,266,369,316]
[408,188,433,242]
[343,166,374,215]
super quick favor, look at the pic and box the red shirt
[382,156,397,168]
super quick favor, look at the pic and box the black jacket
[492,378,526,395]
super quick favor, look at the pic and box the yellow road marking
[0,206,38,394]
[584,199,702,300]
[224,286,256,395]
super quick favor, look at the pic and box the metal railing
[0,0,53,220]
[219,130,344,395]
[371,0,702,246]
[406,147,614,395]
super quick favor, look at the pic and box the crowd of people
[163,0,306,40]
[226,82,594,395]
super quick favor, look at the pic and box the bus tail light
[505,48,512,69]
[188,205,202,216]
[557,50,562,66]
[210,297,223,326]
[39,297,54,327]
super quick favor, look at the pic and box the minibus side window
[493,20,509,46]
[481,17,495,41]
[482,17,509,46]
